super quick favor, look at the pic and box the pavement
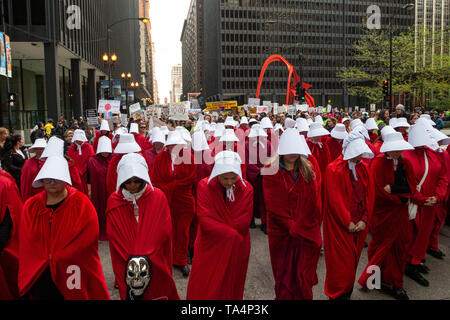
[99,219,450,300]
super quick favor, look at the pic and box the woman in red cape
[151,131,196,277]
[0,169,23,299]
[358,132,416,300]
[211,129,247,180]
[323,131,375,300]
[307,122,331,180]
[106,153,179,300]
[88,136,113,241]
[187,151,253,300]
[18,156,109,300]
[263,128,322,300]
[92,120,113,153]
[67,129,94,195]
[20,139,46,201]
[326,124,348,163]
[402,121,448,287]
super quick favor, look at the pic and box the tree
[337,27,450,108]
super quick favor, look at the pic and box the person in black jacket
[30,123,45,144]
[1,135,28,188]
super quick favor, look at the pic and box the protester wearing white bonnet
[279,128,311,157]
[96,136,113,155]
[284,117,296,129]
[33,155,72,188]
[342,131,374,180]
[116,153,152,193]
[41,136,65,159]
[114,133,142,154]
[331,124,348,140]
[295,118,309,136]
[71,129,89,155]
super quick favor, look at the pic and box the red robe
[323,156,374,299]
[325,136,343,163]
[428,149,450,251]
[403,147,448,263]
[358,155,415,289]
[18,187,110,300]
[151,149,196,266]
[106,152,152,194]
[263,160,322,300]
[20,157,44,202]
[133,133,152,151]
[235,127,250,145]
[67,142,95,195]
[0,170,23,299]
[369,131,379,144]
[373,140,383,155]
[143,147,158,168]
[88,154,112,241]
[92,132,113,153]
[186,177,253,300]
[307,139,331,180]
[106,185,180,300]
[245,138,272,224]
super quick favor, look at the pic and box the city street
[99,219,450,301]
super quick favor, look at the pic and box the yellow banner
[205,101,238,111]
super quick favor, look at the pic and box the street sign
[86,109,98,127]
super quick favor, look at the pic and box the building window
[31,0,46,25]
[12,0,28,25]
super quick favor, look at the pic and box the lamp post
[121,72,132,114]
[388,3,415,111]
[104,17,149,100]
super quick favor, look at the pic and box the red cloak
[67,142,95,195]
[323,156,374,299]
[106,185,180,300]
[151,149,196,266]
[403,147,448,262]
[263,160,322,300]
[133,133,152,151]
[87,154,112,241]
[358,154,415,289]
[325,136,343,163]
[0,170,24,299]
[307,139,331,180]
[428,149,450,251]
[92,132,113,153]
[20,157,45,202]
[18,187,110,300]
[186,177,253,300]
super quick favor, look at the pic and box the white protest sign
[129,103,141,114]
[248,98,260,106]
[98,100,121,114]
[370,104,376,112]
[257,106,269,114]
[288,106,297,115]
[120,114,128,127]
[298,104,309,112]
[327,104,332,113]
[318,106,324,114]
[169,103,189,120]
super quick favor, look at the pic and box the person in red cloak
[402,121,448,287]
[143,127,166,167]
[261,117,279,152]
[235,117,250,143]
[189,130,214,263]
[106,133,150,195]
[0,169,24,299]
[326,124,348,163]
[67,129,94,195]
[263,128,322,300]
[245,124,273,233]
[365,118,380,144]
[393,118,411,141]
[92,119,113,153]
[18,156,109,300]
[323,131,375,300]
[307,122,331,179]
[211,129,247,180]
[358,132,416,300]
[186,151,253,300]
[151,131,196,277]
[20,138,47,201]
[106,153,179,300]
[425,128,450,259]
[130,123,152,151]
[88,136,113,241]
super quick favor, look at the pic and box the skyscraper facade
[171,64,183,103]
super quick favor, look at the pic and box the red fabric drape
[106,185,180,300]
[18,187,110,300]
[186,177,253,300]
[67,142,95,195]
[322,156,374,299]
[325,137,343,163]
[263,159,322,300]
[358,155,415,289]
[87,154,112,241]
[20,157,44,202]
[0,170,24,299]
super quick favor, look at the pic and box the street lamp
[121,72,133,115]
[388,3,415,110]
[105,17,149,100]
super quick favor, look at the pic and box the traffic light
[295,82,306,102]
[382,80,389,100]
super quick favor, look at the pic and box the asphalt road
[99,219,450,300]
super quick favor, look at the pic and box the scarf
[122,185,147,222]
[76,143,83,155]
[226,184,236,202]
[348,161,358,181]
[310,140,323,149]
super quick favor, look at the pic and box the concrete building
[171,64,182,103]
[181,0,415,107]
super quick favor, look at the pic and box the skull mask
[125,256,152,299]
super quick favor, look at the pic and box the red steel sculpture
[255,54,315,107]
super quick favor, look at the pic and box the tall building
[415,0,449,69]
[138,0,154,105]
[181,0,414,107]
[151,41,159,104]
[171,64,182,103]
[0,0,146,132]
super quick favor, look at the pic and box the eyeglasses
[140,127,146,129]
[124,178,142,185]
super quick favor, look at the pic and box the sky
[149,0,191,103]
